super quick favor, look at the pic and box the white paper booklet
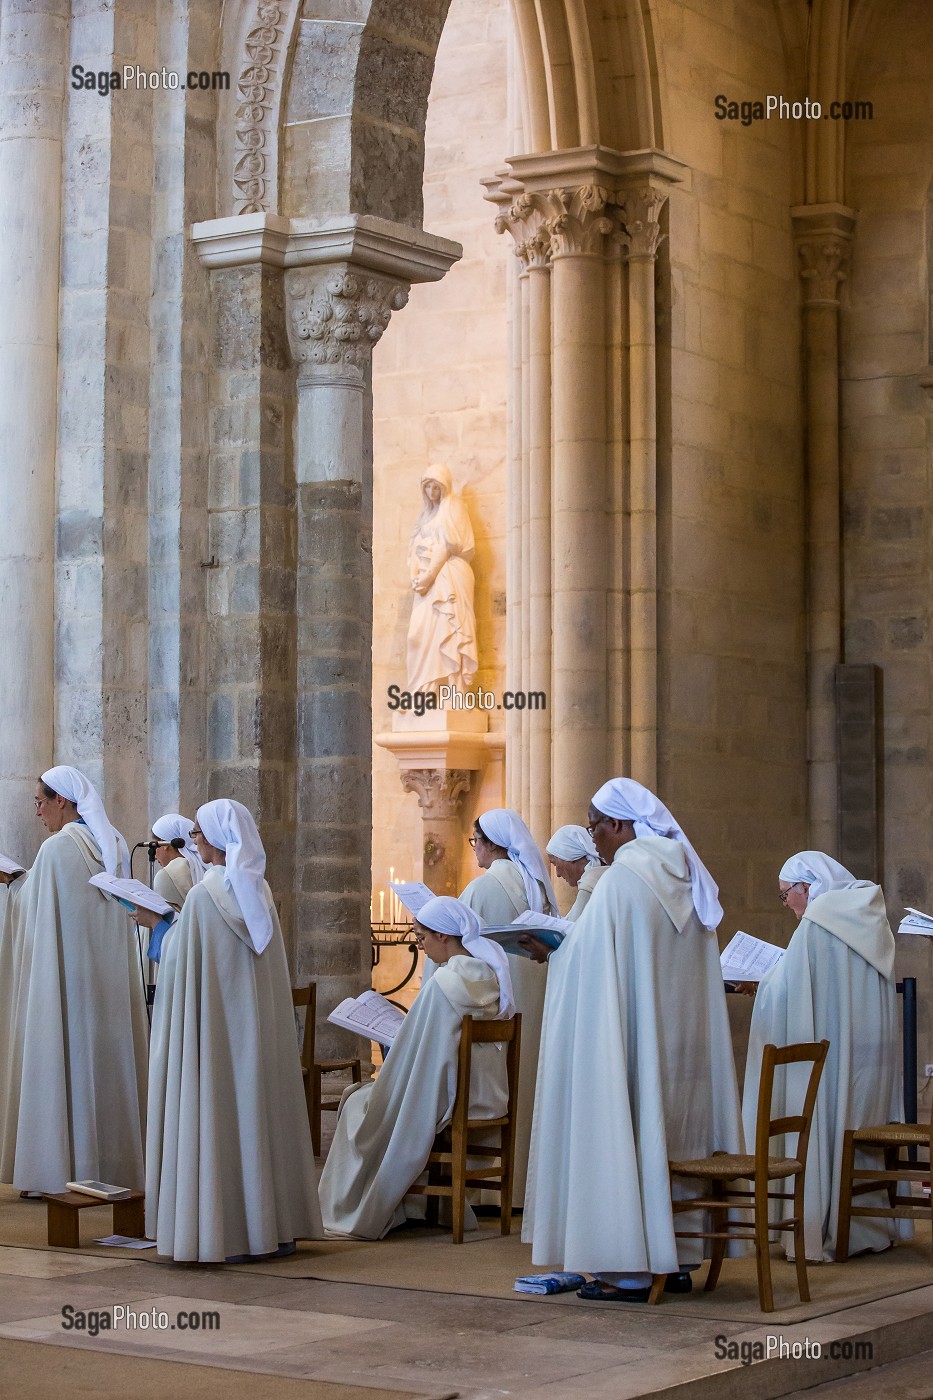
[513,910,575,937]
[0,854,26,877]
[389,880,434,917]
[328,989,406,1045]
[898,907,933,935]
[88,874,173,917]
[720,930,784,982]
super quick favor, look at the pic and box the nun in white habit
[545,824,606,921]
[150,812,207,912]
[458,808,557,1203]
[523,778,743,1300]
[0,767,147,1193]
[139,799,322,1262]
[319,896,513,1240]
[743,851,909,1262]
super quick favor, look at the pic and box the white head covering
[196,799,273,954]
[417,895,515,1018]
[477,809,558,915]
[779,851,861,903]
[151,812,207,887]
[41,765,129,877]
[546,824,601,867]
[591,777,723,930]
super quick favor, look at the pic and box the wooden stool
[43,1191,146,1249]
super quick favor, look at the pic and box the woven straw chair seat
[670,1153,802,1180]
[851,1122,931,1147]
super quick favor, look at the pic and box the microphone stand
[129,841,158,1026]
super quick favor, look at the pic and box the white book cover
[0,854,25,877]
[88,874,173,917]
[720,930,785,982]
[328,989,406,1045]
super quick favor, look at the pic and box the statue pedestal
[375,712,503,896]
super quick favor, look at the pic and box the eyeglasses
[779,882,802,905]
[189,828,202,840]
[586,816,608,836]
[468,836,478,848]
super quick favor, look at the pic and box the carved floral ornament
[400,768,472,819]
[284,269,410,373]
[494,183,669,263]
[232,0,289,214]
[796,234,852,306]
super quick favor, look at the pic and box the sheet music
[720,930,784,982]
[389,881,435,917]
[327,989,406,1045]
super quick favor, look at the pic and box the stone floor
[0,1239,931,1400]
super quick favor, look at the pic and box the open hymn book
[0,855,25,878]
[720,930,784,983]
[328,990,406,1046]
[88,874,173,917]
[897,908,933,935]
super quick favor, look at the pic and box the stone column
[617,184,669,790]
[0,0,68,857]
[400,769,472,896]
[791,203,856,850]
[285,266,409,1053]
[547,185,613,827]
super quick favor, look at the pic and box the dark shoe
[576,1280,651,1303]
[664,1271,693,1294]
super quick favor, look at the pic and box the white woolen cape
[567,863,606,922]
[0,823,148,1192]
[319,956,508,1240]
[459,859,547,1203]
[523,836,743,1274]
[146,867,322,1261]
[743,884,909,1262]
[153,856,193,912]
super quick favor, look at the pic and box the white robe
[153,857,193,912]
[743,885,909,1262]
[567,863,606,922]
[0,822,148,1192]
[319,955,508,1240]
[459,859,548,1203]
[146,867,322,1261]
[524,836,743,1275]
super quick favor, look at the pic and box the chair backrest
[451,1014,522,1136]
[291,983,317,1075]
[754,1039,829,1173]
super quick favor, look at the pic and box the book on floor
[720,930,784,982]
[0,854,26,878]
[88,873,173,917]
[328,989,406,1045]
[897,907,933,935]
[514,1273,586,1295]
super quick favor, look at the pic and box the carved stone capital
[613,185,669,260]
[284,266,409,379]
[791,204,856,308]
[400,768,472,821]
[494,184,614,262]
[494,192,553,270]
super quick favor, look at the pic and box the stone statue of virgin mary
[406,466,479,695]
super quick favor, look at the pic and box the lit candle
[379,890,385,923]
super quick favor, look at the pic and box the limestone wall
[371,0,510,912]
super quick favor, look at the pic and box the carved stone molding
[545,184,614,258]
[284,267,409,380]
[232,0,295,215]
[400,768,472,820]
[494,192,553,271]
[613,185,669,261]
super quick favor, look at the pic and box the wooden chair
[406,1013,521,1244]
[836,1102,932,1262]
[650,1039,829,1312]
[291,984,363,1157]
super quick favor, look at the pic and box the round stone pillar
[0,0,69,857]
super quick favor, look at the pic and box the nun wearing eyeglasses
[319,896,514,1240]
[522,778,743,1302]
[0,766,147,1195]
[742,851,908,1262]
[138,799,322,1262]
[545,825,606,921]
[459,808,558,1204]
[150,812,207,912]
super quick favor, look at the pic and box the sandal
[576,1280,650,1303]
